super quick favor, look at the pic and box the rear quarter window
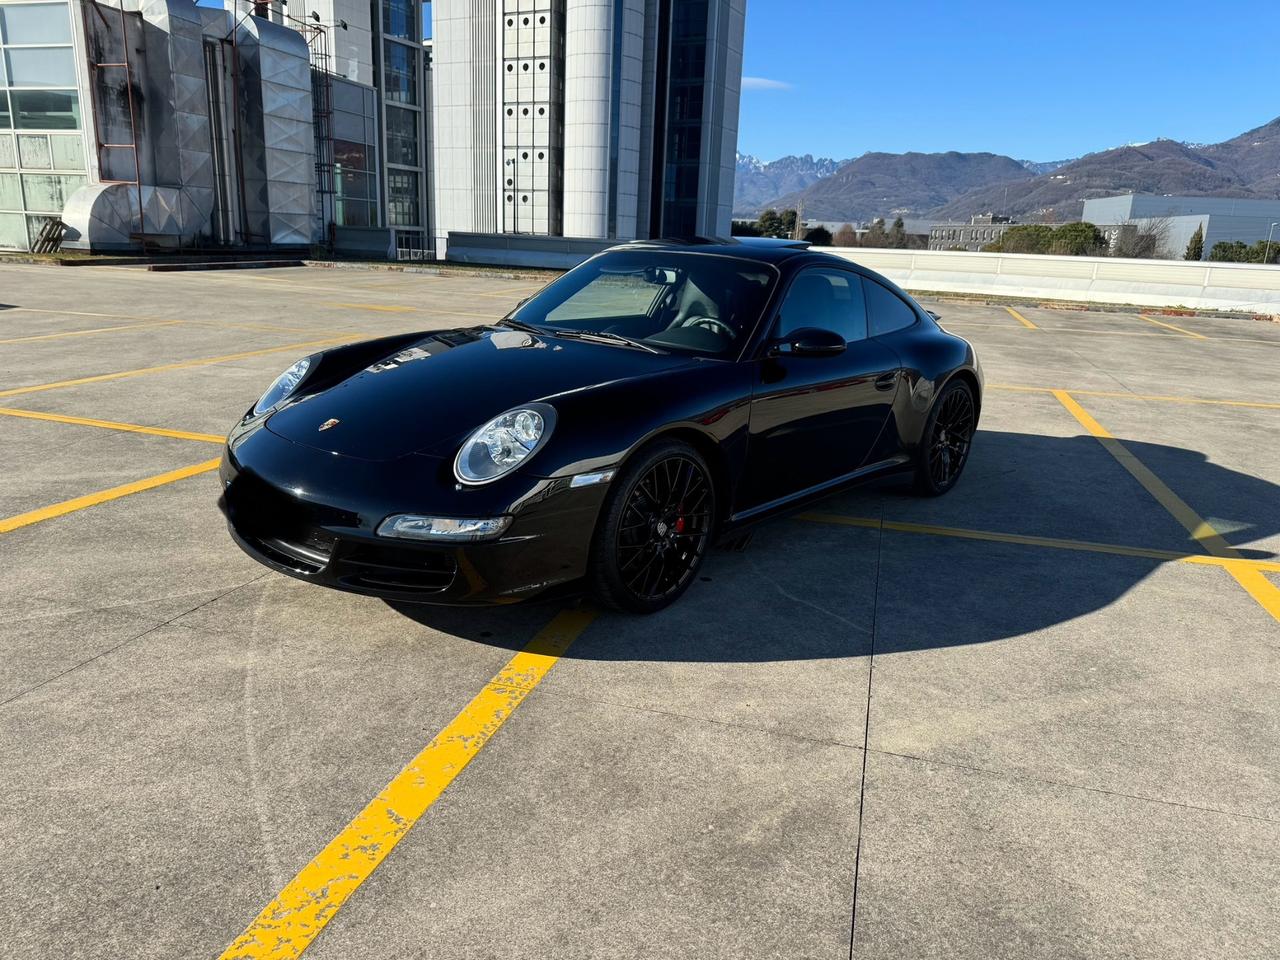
[863,277,918,336]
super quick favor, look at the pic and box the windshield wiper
[549,329,667,354]
[498,316,547,334]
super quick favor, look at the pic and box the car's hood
[265,327,698,461]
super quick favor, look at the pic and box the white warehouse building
[431,0,745,257]
[1083,194,1280,261]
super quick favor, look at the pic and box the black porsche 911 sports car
[219,238,982,613]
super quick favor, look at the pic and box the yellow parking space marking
[796,512,1280,574]
[0,306,343,336]
[323,301,415,313]
[0,458,221,535]
[322,301,504,321]
[0,336,355,400]
[1005,306,1038,329]
[0,407,223,443]
[219,607,597,960]
[0,319,181,345]
[990,383,1280,411]
[1054,390,1280,622]
[1138,314,1208,339]
[1,306,150,320]
[944,321,1169,339]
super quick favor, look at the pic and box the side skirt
[726,454,912,526]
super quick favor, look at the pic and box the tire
[913,378,977,497]
[588,439,717,614]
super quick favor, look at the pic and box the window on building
[381,0,417,41]
[384,105,418,166]
[0,4,73,44]
[5,47,76,87]
[382,42,417,105]
[0,1,86,251]
[386,169,419,226]
[10,89,78,129]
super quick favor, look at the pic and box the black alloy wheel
[914,379,976,496]
[589,439,716,613]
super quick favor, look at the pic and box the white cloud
[741,76,792,91]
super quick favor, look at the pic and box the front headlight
[252,357,311,417]
[454,403,556,485]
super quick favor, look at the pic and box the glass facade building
[0,0,87,250]
[376,0,429,256]
[433,0,743,254]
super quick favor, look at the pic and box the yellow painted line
[219,607,598,960]
[322,302,503,321]
[0,458,221,535]
[0,306,147,320]
[0,319,181,345]
[1,306,341,336]
[323,301,415,313]
[0,406,223,443]
[0,336,355,399]
[796,512,1280,574]
[1138,314,1208,340]
[1054,390,1280,622]
[1005,306,1038,329]
[990,383,1280,411]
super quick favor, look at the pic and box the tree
[862,218,888,248]
[754,208,800,239]
[731,219,761,237]
[756,209,784,238]
[1209,240,1251,262]
[1184,223,1204,261]
[999,224,1055,254]
[888,216,908,249]
[1111,216,1173,259]
[803,225,833,246]
[833,223,858,247]
[1208,239,1280,264]
[1050,221,1107,256]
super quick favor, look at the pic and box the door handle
[874,372,898,391]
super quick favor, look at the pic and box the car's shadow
[388,430,1279,661]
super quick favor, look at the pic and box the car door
[740,267,902,514]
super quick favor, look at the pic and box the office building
[2,0,746,262]
[431,0,745,257]
[929,215,1019,252]
[0,0,92,251]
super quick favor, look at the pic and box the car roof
[605,236,816,265]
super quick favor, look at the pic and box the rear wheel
[914,378,976,496]
[588,439,716,614]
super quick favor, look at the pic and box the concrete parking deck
[1,263,1277,960]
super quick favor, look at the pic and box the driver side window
[776,269,868,343]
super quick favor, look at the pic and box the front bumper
[218,425,609,604]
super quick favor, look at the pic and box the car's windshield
[508,250,778,356]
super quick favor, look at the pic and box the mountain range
[734,117,1280,224]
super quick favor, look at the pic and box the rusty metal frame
[79,0,146,238]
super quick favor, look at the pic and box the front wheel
[588,439,716,614]
[914,378,976,496]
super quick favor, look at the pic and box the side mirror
[771,327,846,357]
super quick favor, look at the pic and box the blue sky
[739,0,1280,163]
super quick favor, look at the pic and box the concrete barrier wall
[446,231,612,269]
[444,233,1280,314]
[827,248,1280,313]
